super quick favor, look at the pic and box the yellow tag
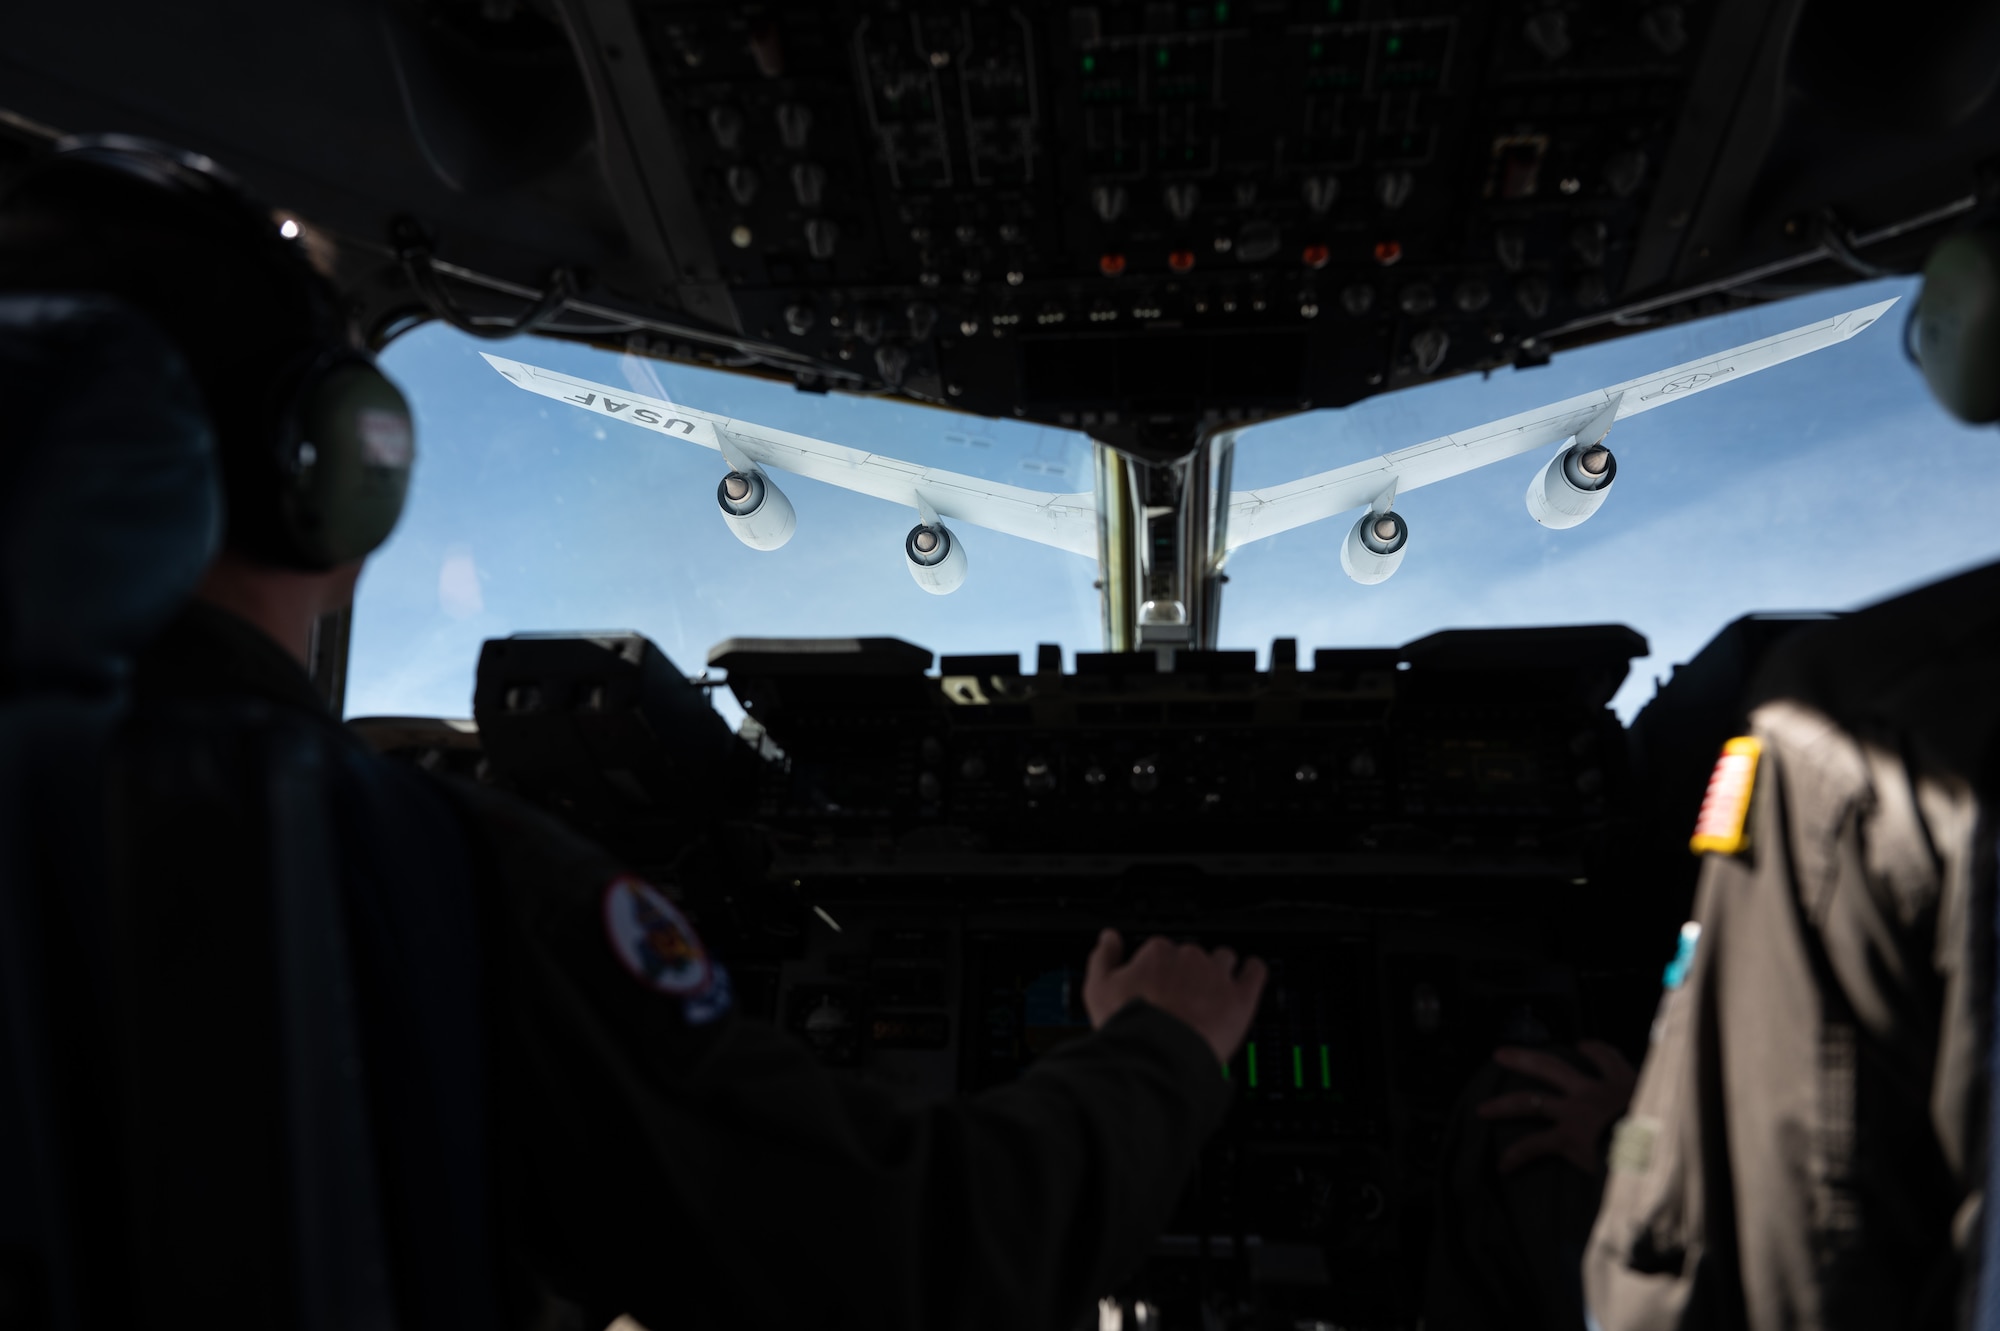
[1689,736,1761,855]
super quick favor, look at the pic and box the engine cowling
[1526,441,1617,529]
[905,521,968,594]
[1341,509,1408,584]
[716,469,797,549]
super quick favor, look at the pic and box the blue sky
[348,275,2000,724]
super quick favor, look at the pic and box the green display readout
[1235,1042,1336,1093]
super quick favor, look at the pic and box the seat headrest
[0,294,221,689]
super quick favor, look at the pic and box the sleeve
[1584,703,1984,1331]
[1579,846,1734,1331]
[449,782,1233,1331]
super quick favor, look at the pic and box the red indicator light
[1168,249,1196,274]
[1099,252,1128,277]
[1302,243,1331,269]
[1373,240,1403,266]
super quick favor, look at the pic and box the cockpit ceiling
[3,0,1996,459]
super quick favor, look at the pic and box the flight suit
[1584,560,2000,1331]
[134,602,1233,1330]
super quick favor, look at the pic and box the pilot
[0,136,1268,1329]
[1582,553,2000,1328]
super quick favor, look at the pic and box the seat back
[0,295,403,1330]
[100,701,399,1329]
[0,294,222,1328]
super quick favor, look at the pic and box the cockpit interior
[7,1,2000,1324]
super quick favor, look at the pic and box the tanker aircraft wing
[477,352,1098,558]
[1223,298,1899,554]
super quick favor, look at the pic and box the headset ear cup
[278,358,415,567]
[1914,228,2000,424]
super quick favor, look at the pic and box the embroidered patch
[1662,921,1701,990]
[603,876,712,995]
[1608,1116,1659,1175]
[684,963,735,1027]
[1689,736,1761,856]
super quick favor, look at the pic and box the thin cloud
[437,543,485,620]
[620,352,675,406]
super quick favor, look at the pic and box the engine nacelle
[905,521,968,594]
[1526,442,1617,529]
[1341,509,1408,585]
[716,469,797,550]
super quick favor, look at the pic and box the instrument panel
[352,618,1673,1326]
[719,905,1603,1325]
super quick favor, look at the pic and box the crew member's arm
[1583,703,1984,1331]
[457,783,1264,1331]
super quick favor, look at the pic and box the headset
[1911,227,2000,426]
[4,135,416,569]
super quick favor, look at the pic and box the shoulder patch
[1690,735,1761,856]
[603,876,712,996]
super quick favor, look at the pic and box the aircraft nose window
[349,276,2000,727]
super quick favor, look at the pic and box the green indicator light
[1082,54,1096,74]
[1247,1042,1260,1089]
[1222,1059,1231,1081]
[1292,1045,1304,1089]
[1327,0,1343,14]
[1319,1044,1332,1090]
[1215,0,1230,20]
[1156,47,1171,68]
[1309,40,1324,58]
[1386,34,1403,55]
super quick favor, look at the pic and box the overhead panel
[629,0,1716,452]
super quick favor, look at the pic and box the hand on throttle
[1475,1039,1638,1175]
[1082,929,1268,1065]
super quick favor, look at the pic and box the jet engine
[716,469,797,549]
[1341,510,1408,584]
[1526,441,1617,529]
[905,521,968,594]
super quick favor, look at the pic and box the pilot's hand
[1083,929,1268,1066]
[1475,1039,1637,1175]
